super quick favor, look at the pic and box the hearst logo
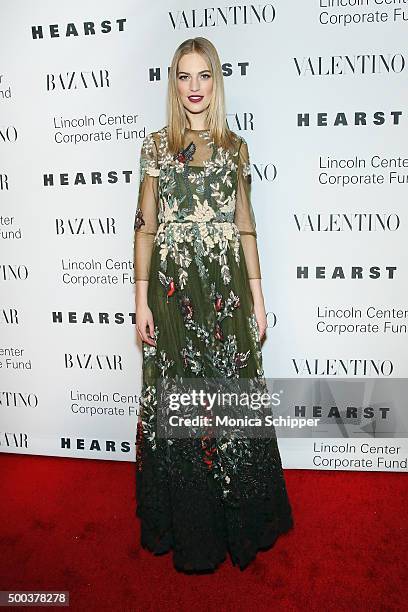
[52,311,135,325]
[298,110,403,126]
[31,19,127,39]
[296,265,396,279]
[60,437,131,453]
[43,170,133,186]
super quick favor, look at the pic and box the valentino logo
[0,392,38,408]
[0,265,28,281]
[293,53,405,76]
[293,213,400,232]
[46,70,110,92]
[168,6,276,29]
[31,19,127,39]
[291,358,393,376]
[0,126,18,143]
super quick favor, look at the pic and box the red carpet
[0,452,406,611]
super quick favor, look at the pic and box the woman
[133,37,294,573]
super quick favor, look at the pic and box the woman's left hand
[253,299,267,341]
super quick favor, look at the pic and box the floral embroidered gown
[133,125,294,572]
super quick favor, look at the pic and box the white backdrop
[1,0,407,471]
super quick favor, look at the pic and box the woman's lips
[188,95,204,103]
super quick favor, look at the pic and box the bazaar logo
[64,353,124,370]
[0,431,29,448]
[55,218,117,235]
[0,174,9,190]
[0,308,20,324]
[46,70,110,92]
[31,19,127,39]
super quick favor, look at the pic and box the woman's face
[176,52,213,122]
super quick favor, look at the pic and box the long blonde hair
[167,37,237,155]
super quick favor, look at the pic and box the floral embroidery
[134,208,145,231]
[134,126,294,569]
[139,132,159,181]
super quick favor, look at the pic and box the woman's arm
[234,137,267,340]
[133,132,160,346]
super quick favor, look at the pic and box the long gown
[133,125,294,572]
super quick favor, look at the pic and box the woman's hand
[253,299,267,341]
[136,302,156,346]
[249,279,267,341]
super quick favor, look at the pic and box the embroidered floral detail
[158,271,176,302]
[146,167,160,177]
[135,126,294,565]
[134,208,145,231]
[139,132,159,182]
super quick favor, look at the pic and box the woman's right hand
[136,302,156,346]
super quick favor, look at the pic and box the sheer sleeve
[133,133,159,281]
[234,138,262,280]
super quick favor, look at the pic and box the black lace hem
[136,485,294,573]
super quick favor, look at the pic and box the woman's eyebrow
[177,69,211,75]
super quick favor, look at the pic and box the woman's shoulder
[147,125,167,140]
[141,126,167,147]
[229,129,248,145]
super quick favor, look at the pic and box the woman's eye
[178,74,211,80]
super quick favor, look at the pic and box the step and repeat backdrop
[1,1,407,470]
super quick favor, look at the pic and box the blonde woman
[134,37,294,573]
